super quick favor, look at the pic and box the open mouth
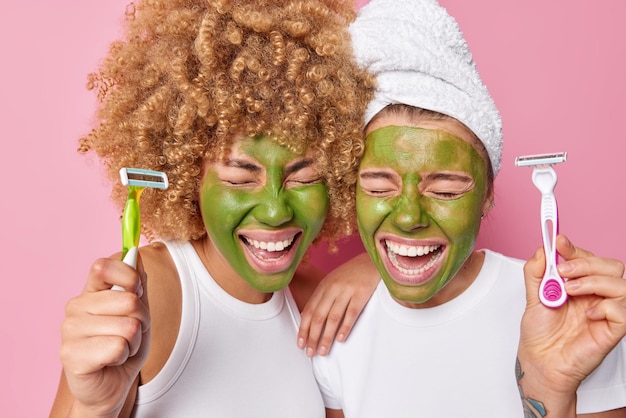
[243,236,296,253]
[239,231,302,273]
[380,238,444,285]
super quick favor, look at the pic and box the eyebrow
[285,158,315,177]
[359,171,473,184]
[422,172,473,182]
[226,157,316,176]
[226,158,262,173]
[359,170,395,180]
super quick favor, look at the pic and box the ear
[481,188,495,218]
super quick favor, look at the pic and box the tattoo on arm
[516,358,547,418]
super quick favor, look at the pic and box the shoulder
[481,249,525,275]
[139,241,181,301]
[138,241,182,384]
[139,241,175,269]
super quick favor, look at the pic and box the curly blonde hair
[80,0,374,246]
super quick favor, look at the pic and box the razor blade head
[515,152,567,167]
[120,168,169,189]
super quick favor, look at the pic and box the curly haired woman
[50,0,373,416]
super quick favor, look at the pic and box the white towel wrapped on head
[350,0,503,175]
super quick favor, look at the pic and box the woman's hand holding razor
[517,234,626,415]
[57,251,151,417]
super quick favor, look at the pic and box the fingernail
[558,262,574,274]
[565,280,580,290]
[318,345,327,356]
[306,347,314,357]
[337,333,345,342]
[297,337,305,349]
[136,280,144,297]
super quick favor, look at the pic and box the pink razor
[515,152,568,308]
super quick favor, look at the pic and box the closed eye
[429,191,464,199]
[420,172,475,200]
[285,176,322,187]
[218,158,262,187]
[223,179,256,186]
[284,158,322,189]
[359,169,400,197]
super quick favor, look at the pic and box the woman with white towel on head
[301,0,626,416]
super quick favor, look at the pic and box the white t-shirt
[313,250,626,418]
[133,241,325,417]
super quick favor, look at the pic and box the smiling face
[199,135,328,296]
[357,113,492,307]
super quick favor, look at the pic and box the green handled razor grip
[121,186,144,262]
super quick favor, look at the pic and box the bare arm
[517,363,626,418]
[51,371,139,418]
[580,409,626,418]
[326,408,345,418]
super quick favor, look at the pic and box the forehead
[361,125,482,173]
[366,113,477,147]
[233,135,293,156]
[364,113,488,168]
[204,135,314,175]
[228,134,316,162]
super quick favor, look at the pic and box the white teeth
[388,250,441,275]
[385,240,442,275]
[246,236,294,252]
[385,241,440,257]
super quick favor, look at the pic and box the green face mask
[356,125,488,306]
[200,135,329,293]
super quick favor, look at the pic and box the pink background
[2,0,624,415]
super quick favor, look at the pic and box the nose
[391,185,428,232]
[252,191,294,227]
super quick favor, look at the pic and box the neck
[396,250,485,309]
[191,237,273,304]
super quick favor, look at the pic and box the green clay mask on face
[356,125,488,306]
[200,135,329,293]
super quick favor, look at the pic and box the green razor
[119,167,169,268]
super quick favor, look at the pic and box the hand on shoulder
[297,252,380,357]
